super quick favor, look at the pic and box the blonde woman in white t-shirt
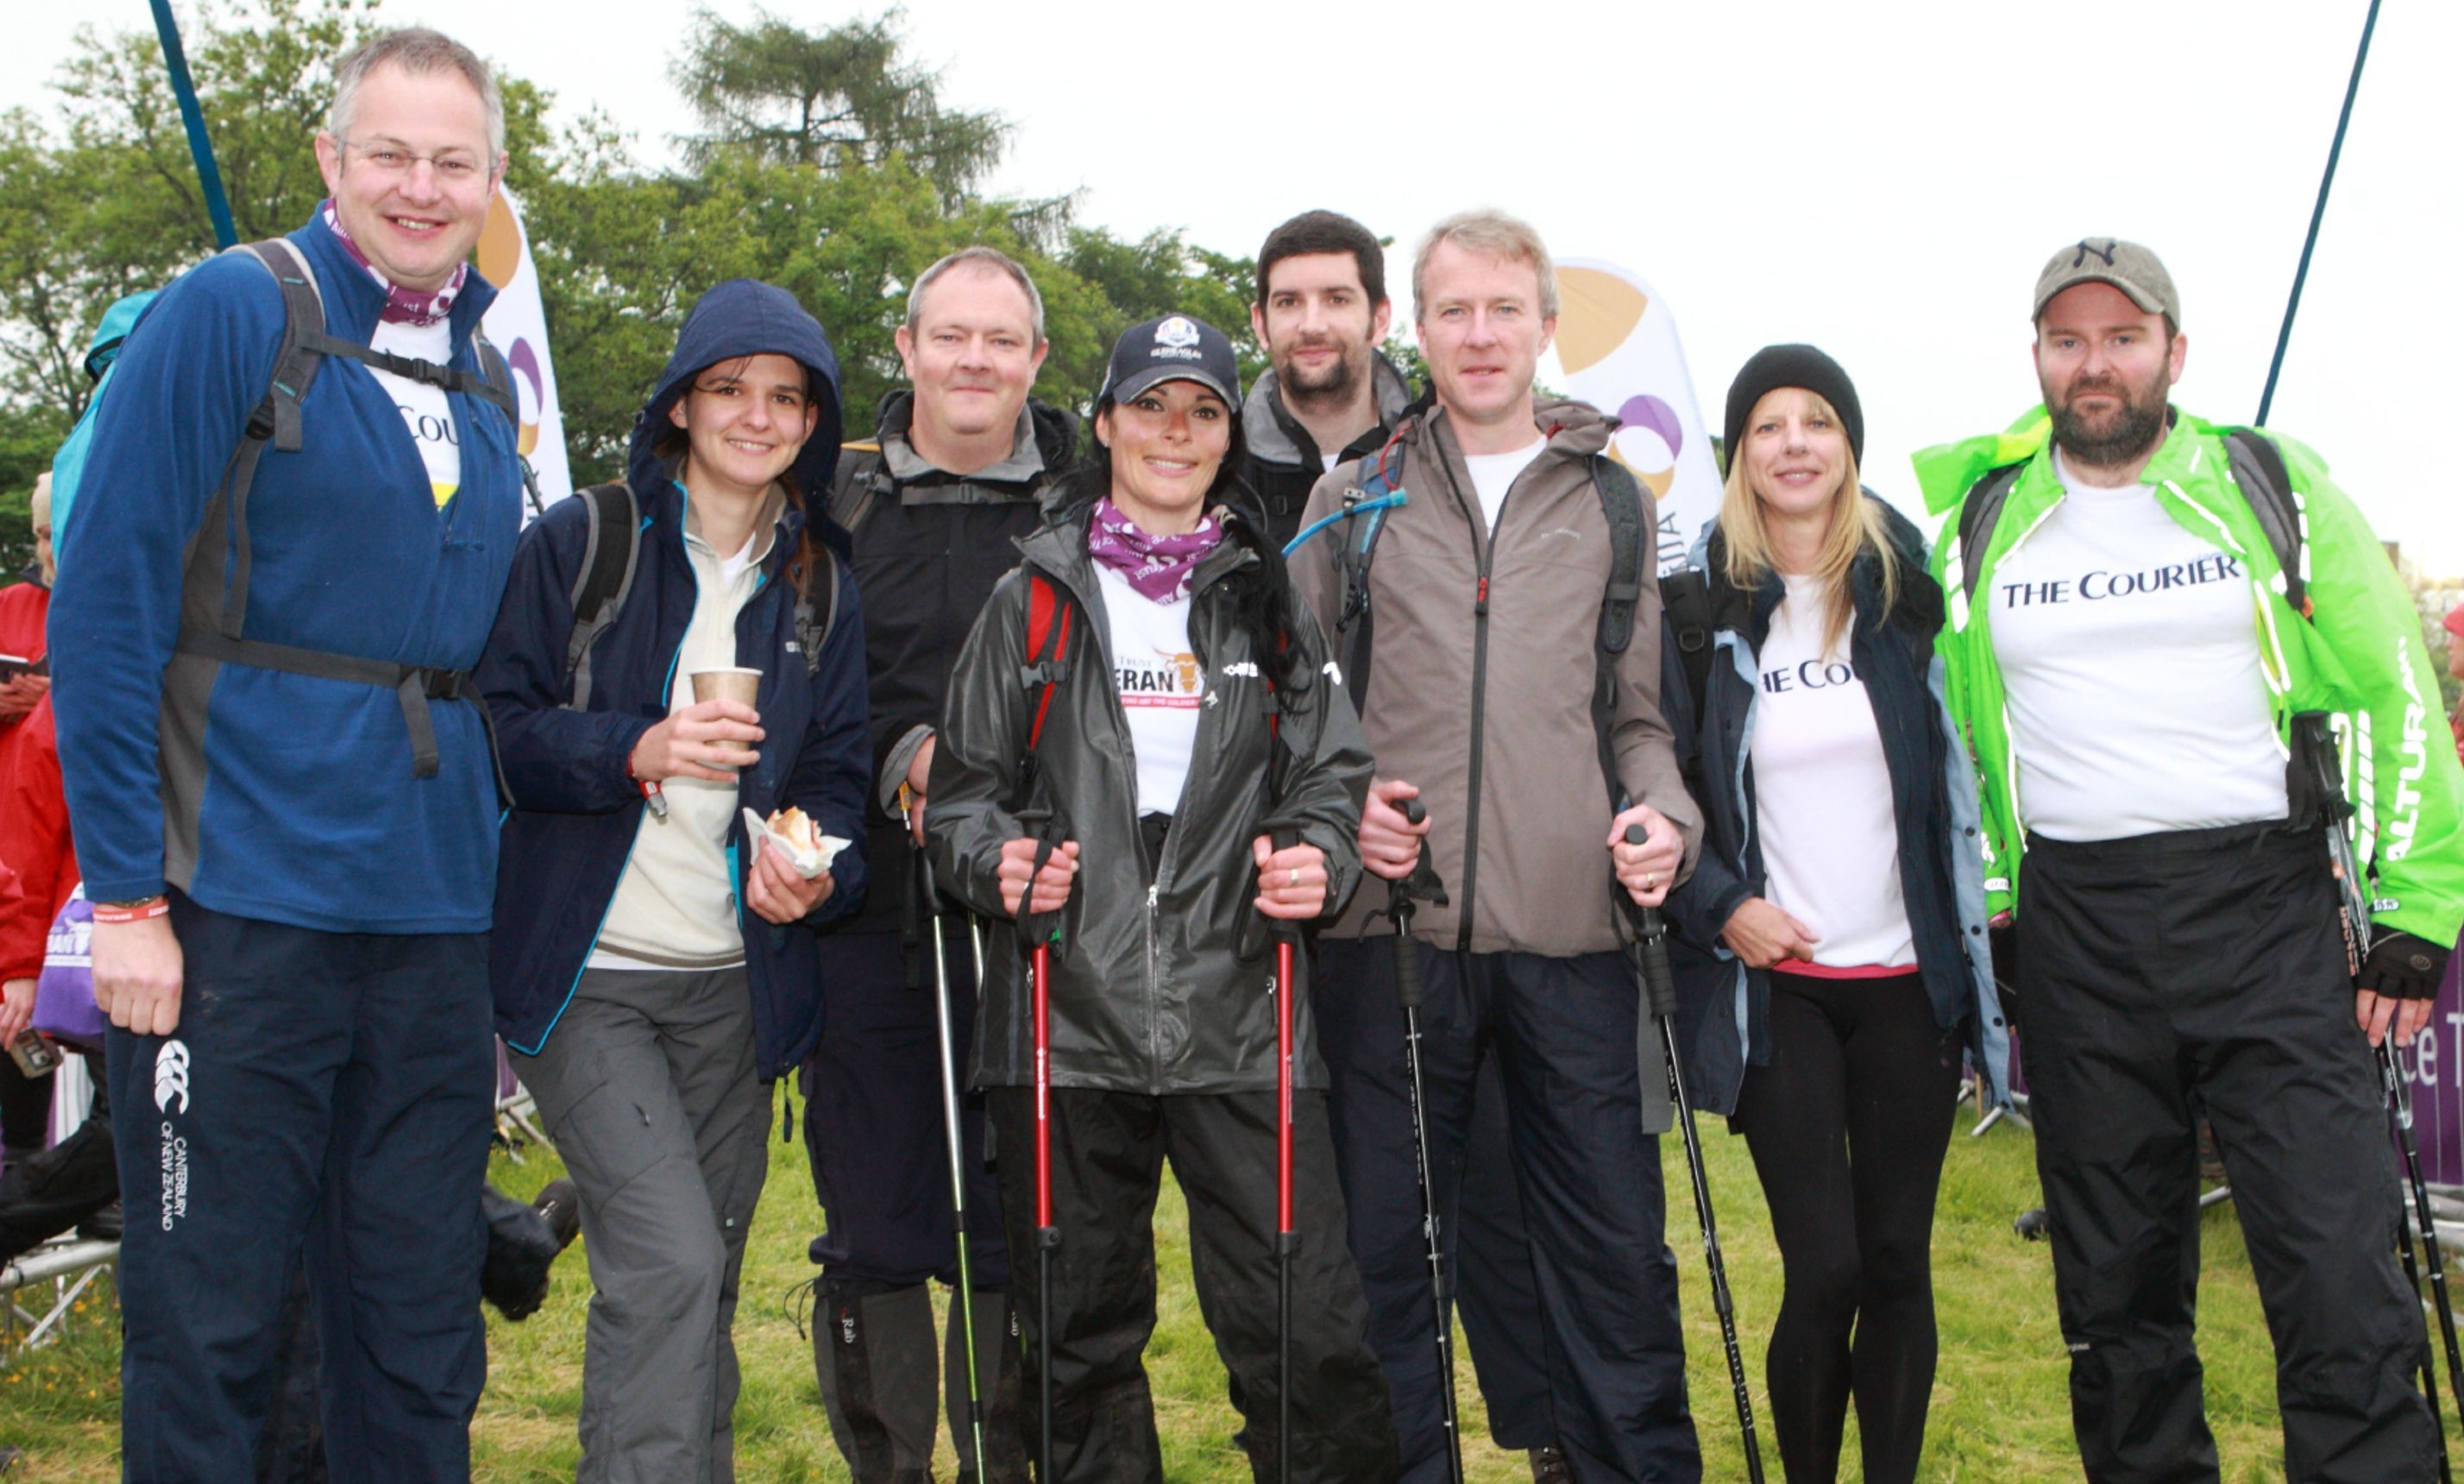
[1659,345,2008,1484]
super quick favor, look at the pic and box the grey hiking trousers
[513,965,771,1484]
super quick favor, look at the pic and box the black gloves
[2357,931,2451,1002]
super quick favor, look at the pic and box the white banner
[1555,260,1721,576]
[475,187,573,513]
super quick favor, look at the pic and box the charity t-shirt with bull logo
[1988,451,2288,842]
[1096,563,1205,815]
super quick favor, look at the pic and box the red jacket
[0,695,73,983]
[0,578,47,664]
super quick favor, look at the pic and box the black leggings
[1732,970,1961,1484]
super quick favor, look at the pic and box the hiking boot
[1529,1445,1575,1483]
[533,1178,582,1249]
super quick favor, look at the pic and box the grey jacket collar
[883,403,1047,485]
[1241,352,1413,469]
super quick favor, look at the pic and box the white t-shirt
[1748,575,1917,971]
[1461,438,1545,532]
[1320,451,1342,474]
[592,506,775,971]
[1988,453,2287,841]
[1097,563,1204,815]
[368,318,461,508]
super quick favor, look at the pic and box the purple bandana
[1087,497,1223,604]
[320,198,468,327]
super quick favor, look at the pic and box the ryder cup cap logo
[1152,316,1204,361]
[154,1039,191,1116]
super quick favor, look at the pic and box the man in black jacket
[1242,211,1415,551]
[802,246,1072,1484]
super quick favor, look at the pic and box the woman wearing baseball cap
[924,313,1395,1482]
[1660,346,2008,1483]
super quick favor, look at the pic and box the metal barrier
[2,1238,118,1358]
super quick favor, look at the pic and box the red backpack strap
[1021,574,1076,764]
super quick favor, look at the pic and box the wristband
[627,749,669,821]
[94,896,170,924]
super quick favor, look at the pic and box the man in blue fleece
[47,28,525,1481]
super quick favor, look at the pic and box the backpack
[560,480,839,711]
[47,290,158,556]
[173,238,525,786]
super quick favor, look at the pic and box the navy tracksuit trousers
[107,892,494,1484]
[1317,938,1700,1483]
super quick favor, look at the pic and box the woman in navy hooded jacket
[479,279,870,1482]
[1661,346,2006,1484]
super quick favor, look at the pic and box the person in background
[0,472,57,1176]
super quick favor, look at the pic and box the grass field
[1,1099,2438,1481]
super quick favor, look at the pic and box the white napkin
[742,808,850,882]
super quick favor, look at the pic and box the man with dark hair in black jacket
[1242,210,1416,551]
[802,245,1072,1484]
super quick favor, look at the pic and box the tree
[673,9,1006,210]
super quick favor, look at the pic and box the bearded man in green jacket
[1918,238,2464,1484]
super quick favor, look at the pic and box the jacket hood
[1241,352,1415,468]
[1913,406,2052,516]
[1395,393,1616,462]
[631,280,846,506]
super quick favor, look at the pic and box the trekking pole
[2390,1132,2455,1484]
[2385,1040,2464,1431]
[1015,802,1063,1484]
[1392,800,1465,1484]
[906,792,990,1478]
[1269,826,1302,1484]
[1620,823,1766,1484]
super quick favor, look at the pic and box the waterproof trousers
[984,1085,1398,1484]
[1455,1056,1561,1453]
[1317,939,1700,1484]
[107,892,493,1484]
[512,966,771,1484]
[2021,821,2438,1484]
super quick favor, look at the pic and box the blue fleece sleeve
[48,254,282,903]
[478,497,658,814]
[788,553,871,926]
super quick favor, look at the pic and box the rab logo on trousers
[155,1039,192,1232]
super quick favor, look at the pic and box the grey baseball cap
[2032,238,2180,326]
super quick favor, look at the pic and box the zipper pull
[1147,883,1160,910]
[1474,575,1490,616]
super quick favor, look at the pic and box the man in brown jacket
[1292,209,1703,1483]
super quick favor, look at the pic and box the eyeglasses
[337,137,496,184]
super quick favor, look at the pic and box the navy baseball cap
[1097,313,1243,409]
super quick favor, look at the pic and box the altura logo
[154,1039,191,1116]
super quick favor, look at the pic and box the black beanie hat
[1722,343,1864,471]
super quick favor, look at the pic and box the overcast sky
[12,0,2461,569]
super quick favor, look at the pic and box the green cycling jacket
[1914,405,2464,947]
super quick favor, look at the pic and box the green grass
[1,1105,2443,1481]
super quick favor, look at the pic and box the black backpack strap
[1590,457,1647,656]
[563,482,641,710]
[1658,567,1715,722]
[1331,452,1401,717]
[1953,462,2026,606]
[827,446,890,538]
[1015,572,1078,800]
[1588,456,1650,807]
[2222,428,2305,614]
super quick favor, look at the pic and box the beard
[1274,339,1364,405]
[2046,368,2169,470]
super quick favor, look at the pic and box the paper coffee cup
[691,667,763,707]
